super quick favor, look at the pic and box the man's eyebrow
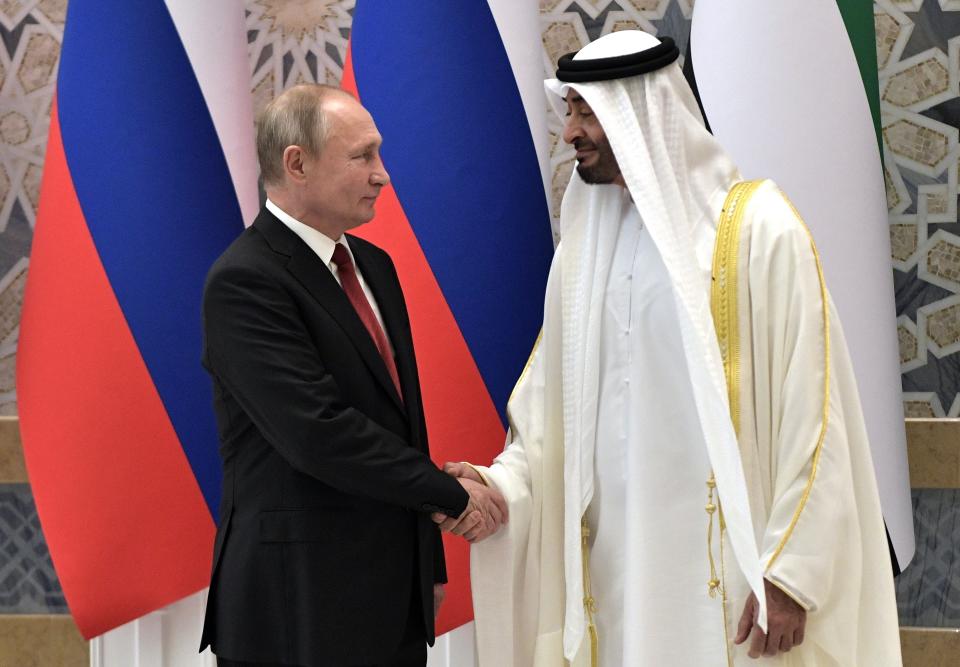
[353,139,381,152]
[566,94,584,104]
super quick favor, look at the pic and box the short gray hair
[256,84,350,186]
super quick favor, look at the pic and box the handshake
[432,462,509,543]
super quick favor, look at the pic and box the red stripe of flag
[16,97,215,638]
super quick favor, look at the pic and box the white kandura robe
[586,202,726,665]
[470,179,902,666]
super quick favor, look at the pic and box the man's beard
[574,135,622,184]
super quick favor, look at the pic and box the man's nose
[562,117,583,145]
[371,159,390,187]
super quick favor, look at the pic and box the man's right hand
[432,470,508,543]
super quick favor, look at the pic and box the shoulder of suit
[206,225,279,283]
[346,233,394,265]
[346,232,385,253]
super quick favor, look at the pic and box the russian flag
[17,0,552,641]
[17,0,257,638]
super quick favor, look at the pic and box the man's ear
[283,145,307,184]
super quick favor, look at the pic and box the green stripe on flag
[836,0,882,150]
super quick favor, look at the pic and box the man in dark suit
[199,84,507,667]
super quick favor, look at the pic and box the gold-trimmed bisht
[764,193,831,570]
[709,179,764,666]
[708,180,831,662]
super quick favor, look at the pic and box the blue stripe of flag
[351,1,553,421]
[57,0,242,517]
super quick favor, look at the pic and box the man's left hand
[433,583,445,620]
[734,578,806,658]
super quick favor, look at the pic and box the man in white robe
[439,31,902,666]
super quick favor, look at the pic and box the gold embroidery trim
[508,329,542,405]
[764,195,831,570]
[581,519,599,667]
[767,576,811,612]
[705,474,722,598]
[710,179,764,667]
[505,330,543,436]
[718,507,733,667]
[711,180,763,435]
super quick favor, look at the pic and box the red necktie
[331,243,403,402]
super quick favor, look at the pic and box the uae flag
[690,0,915,570]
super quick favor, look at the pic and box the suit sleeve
[371,248,452,586]
[433,529,448,584]
[203,262,469,518]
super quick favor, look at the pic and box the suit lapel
[254,212,405,414]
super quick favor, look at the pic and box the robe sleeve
[473,332,542,496]
[748,185,860,613]
[469,335,544,667]
[471,254,587,667]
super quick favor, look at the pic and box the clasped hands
[432,462,508,543]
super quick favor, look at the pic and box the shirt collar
[266,198,353,267]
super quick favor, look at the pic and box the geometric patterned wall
[895,489,960,627]
[0,0,958,419]
[880,0,960,418]
[0,484,67,614]
[0,0,63,416]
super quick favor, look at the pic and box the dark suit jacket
[198,208,469,666]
